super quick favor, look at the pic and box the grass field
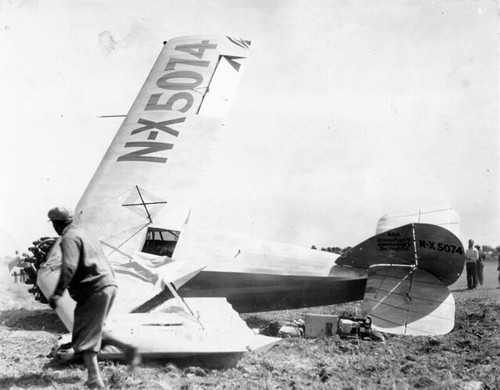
[1,259,499,389]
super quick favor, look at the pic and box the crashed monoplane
[29,36,464,359]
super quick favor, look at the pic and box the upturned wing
[75,36,250,255]
[66,36,251,312]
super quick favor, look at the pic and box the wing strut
[165,282,205,330]
[121,185,168,224]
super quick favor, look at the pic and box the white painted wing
[75,36,251,257]
[362,265,455,336]
[65,36,250,312]
[100,298,280,359]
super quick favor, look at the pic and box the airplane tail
[376,207,460,238]
[336,223,465,335]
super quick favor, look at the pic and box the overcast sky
[0,0,498,254]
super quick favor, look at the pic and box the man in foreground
[47,206,140,389]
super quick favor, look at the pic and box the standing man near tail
[497,246,500,289]
[47,207,140,389]
[465,239,479,290]
[474,244,485,287]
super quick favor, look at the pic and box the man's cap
[47,207,74,222]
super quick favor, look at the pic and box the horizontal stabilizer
[377,207,460,237]
[362,266,455,336]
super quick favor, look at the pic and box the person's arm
[52,236,80,300]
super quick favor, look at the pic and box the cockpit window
[141,227,180,257]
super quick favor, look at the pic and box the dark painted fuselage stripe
[178,271,367,313]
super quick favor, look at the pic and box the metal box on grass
[304,314,339,338]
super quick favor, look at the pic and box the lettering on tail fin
[418,240,464,254]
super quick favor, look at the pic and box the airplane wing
[48,297,280,362]
[40,238,281,358]
[70,36,251,312]
[37,37,277,362]
[101,298,280,360]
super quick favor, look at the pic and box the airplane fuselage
[180,270,367,312]
[168,226,368,312]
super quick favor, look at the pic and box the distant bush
[311,246,352,255]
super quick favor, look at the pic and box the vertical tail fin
[337,223,465,335]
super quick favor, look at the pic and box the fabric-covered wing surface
[75,36,250,257]
[66,37,251,312]
[100,298,280,359]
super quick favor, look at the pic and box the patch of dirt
[1,308,66,333]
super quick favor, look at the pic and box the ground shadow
[450,288,472,293]
[0,308,66,333]
[0,373,81,388]
[243,314,273,329]
[43,349,243,372]
[42,353,242,378]
[142,353,244,370]
[449,287,500,293]
[43,356,83,371]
